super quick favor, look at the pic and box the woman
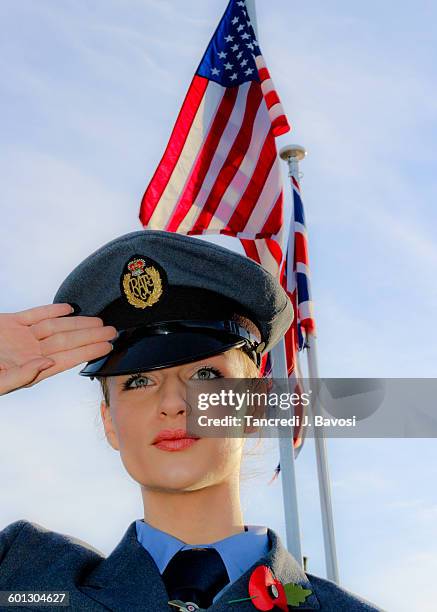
[0,230,381,611]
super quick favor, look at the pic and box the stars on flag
[202,0,261,87]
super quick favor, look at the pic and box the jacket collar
[212,527,320,611]
[80,520,320,611]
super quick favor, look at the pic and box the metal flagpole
[280,144,340,583]
[245,0,303,566]
[271,341,303,564]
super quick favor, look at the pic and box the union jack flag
[267,176,315,470]
[287,176,316,340]
[283,176,315,366]
[139,0,290,239]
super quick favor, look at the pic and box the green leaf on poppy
[283,582,312,606]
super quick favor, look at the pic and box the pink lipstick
[152,428,200,452]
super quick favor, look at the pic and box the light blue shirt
[136,519,269,603]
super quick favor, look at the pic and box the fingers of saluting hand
[31,315,106,341]
[39,326,118,355]
[0,357,55,396]
[15,303,74,325]
[29,342,115,385]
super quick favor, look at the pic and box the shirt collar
[135,519,269,585]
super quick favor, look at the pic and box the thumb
[0,358,55,396]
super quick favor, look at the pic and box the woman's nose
[157,378,189,418]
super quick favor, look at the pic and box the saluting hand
[0,303,117,395]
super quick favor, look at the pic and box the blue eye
[122,374,151,390]
[192,366,223,381]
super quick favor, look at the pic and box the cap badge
[121,256,163,309]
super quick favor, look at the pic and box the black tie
[162,547,230,609]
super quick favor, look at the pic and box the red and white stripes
[140,54,289,241]
[255,55,290,137]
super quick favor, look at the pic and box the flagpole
[245,0,303,566]
[280,144,340,584]
[271,341,303,564]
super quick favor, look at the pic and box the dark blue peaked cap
[53,230,293,376]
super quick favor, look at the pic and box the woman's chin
[122,440,235,492]
[140,469,212,492]
[126,457,215,492]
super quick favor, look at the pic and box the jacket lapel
[79,520,170,611]
[79,522,320,611]
[211,528,320,611]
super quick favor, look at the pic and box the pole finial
[279,144,307,162]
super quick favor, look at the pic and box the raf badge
[121,254,166,310]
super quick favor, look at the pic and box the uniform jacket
[0,519,383,611]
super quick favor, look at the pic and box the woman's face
[100,349,248,493]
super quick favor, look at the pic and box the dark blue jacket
[0,520,383,611]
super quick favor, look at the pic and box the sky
[1,1,436,610]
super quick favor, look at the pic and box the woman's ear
[100,400,120,451]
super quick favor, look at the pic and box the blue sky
[1,1,436,610]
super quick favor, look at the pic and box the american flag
[240,234,284,278]
[139,0,290,240]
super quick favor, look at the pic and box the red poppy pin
[227,565,287,610]
[227,565,312,610]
